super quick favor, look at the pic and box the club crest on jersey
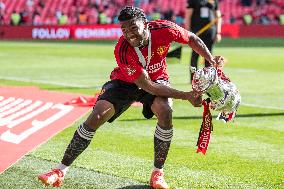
[157,46,167,56]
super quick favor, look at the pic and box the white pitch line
[242,103,284,110]
[1,77,283,111]
[0,76,94,88]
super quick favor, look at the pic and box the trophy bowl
[192,67,241,117]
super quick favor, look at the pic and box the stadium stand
[0,0,283,25]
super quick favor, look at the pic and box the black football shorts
[96,79,169,123]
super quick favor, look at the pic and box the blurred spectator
[259,15,270,25]
[98,11,108,24]
[113,15,119,23]
[163,9,174,21]
[55,9,62,21]
[280,14,284,25]
[33,12,42,25]
[58,13,68,25]
[19,9,30,25]
[243,14,253,25]
[150,8,161,20]
[78,11,88,24]
[11,11,21,25]
[230,14,236,23]
[174,14,184,25]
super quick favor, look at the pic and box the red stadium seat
[1,0,282,26]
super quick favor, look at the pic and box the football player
[39,6,223,189]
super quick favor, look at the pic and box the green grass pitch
[0,39,283,189]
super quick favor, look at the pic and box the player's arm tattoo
[188,33,214,64]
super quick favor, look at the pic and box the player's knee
[156,105,172,126]
[152,97,173,128]
[85,103,115,130]
[162,106,172,120]
[84,112,106,130]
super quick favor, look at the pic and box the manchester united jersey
[110,20,191,83]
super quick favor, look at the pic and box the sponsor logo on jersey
[147,61,164,73]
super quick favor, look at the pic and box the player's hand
[213,56,225,68]
[215,33,222,43]
[187,91,202,107]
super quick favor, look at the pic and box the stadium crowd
[0,0,283,26]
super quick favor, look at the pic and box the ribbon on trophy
[192,66,241,154]
[196,98,213,155]
[216,68,230,83]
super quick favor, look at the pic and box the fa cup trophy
[192,66,241,122]
[192,66,241,154]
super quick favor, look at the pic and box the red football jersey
[110,20,191,83]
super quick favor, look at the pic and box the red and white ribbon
[196,99,213,155]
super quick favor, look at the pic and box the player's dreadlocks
[118,6,147,22]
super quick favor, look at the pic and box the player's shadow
[120,112,284,121]
[116,185,152,189]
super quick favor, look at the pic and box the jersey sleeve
[114,39,143,83]
[166,21,191,44]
